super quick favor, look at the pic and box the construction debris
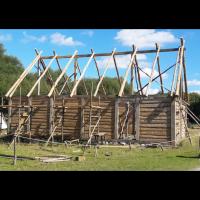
[35,155,72,163]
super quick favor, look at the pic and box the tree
[188,92,200,122]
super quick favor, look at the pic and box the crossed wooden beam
[5,38,187,101]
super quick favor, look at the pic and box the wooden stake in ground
[13,134,17,165]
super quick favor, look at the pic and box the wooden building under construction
[2,38,189,146]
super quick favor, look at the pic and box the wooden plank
[114,97,119,139]
[171,97,176,146]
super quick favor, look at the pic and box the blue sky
[0,29,200,94]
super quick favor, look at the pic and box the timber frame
[2,38,189,146]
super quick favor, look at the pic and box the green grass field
[0,129,200,171]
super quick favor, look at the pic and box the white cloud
[50,32,84,46]
[0,33,12,42]
[21,32,47,43]
[114,29,178,48]
[187,79,200,86]
[81,30,94,37]
[142,87,160,95]
[97,54,147,69]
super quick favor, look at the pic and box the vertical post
[7,97,12,133]
[80,97,85,139]
[13,134,17,165]
[114,97,119,139]
[61,97,64,142]
[38,61,41,96]
[49,97,54,143]
[74,58,77,95]
[171,97,176,147]
[135,98,140,140]
[175,38,184,96]
[28,97,32,143]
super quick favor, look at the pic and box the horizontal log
[40,48,181,60]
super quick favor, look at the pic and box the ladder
[86,96,103,145]
[9,112,30,146]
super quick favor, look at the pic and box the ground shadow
[176,155,200,159]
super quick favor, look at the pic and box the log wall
[8,95,187,144]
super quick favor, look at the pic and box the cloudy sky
[0,29,199,94]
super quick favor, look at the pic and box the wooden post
[175,38,184,96]
[37,61,41,96]
[13,134,17,165]
[118,47,137,97]
[49,97,54,142]
[145,43,160,96]
[70,52,94,97]
[135,98,140,140]
[182,50,188,101]
[94,49,116,97]
[28,97,32,142]
[156,47,164,94]
[74,58,78,95]
[171,48,180,96]
[114,97,119,139]
[80,97,85,139]
[48,50,78,97]
[7,97,12,133]
[171,97,176,147]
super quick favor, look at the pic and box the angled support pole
[134,53,143,95]
[175,38,185,96]
[118,47,137,97]
[70,52,95,97]
[170,47,181,96]
[145,43,160,96]
[94,48,116,97]
[53,50,71,93]
[182,49,188,101]
[59,73,74,95]
[5,52,42,97]
[35,49,59,95]
[113,54,122,87]
[76,62,88,95]
[91,49,106,95]
[27,55,57,97]
[48,50,78,97]
[156,43,164,94]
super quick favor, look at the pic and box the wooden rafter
[156,43,164,94]
[145,43,160,96]
[94,48,116,97]
[35,49,59,95]
[48,50,78,97]
[27,55,57,97]
[182,49,188,101]
[6,52,42,98]
[170,47,181,96]
[113,55,122,87]
[134,55,143,95]
[53,50,71,93]
[70,52,95,97]
[91,49,106,95]
[175,38,185,96]
[118,47,137,97]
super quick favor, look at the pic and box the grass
[0,129,200,171]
